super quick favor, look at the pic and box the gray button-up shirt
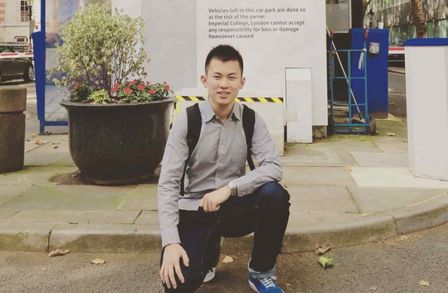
[157,100,282,247]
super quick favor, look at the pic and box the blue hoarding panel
[351,28,389,117]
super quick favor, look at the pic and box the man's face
[201,58,245,108]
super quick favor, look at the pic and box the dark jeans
[161,181,290,293]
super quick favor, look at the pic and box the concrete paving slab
[282,146,345,167]
[119,184,158,211]
[0,224,54,251]
[134,211,159,225]
[283,167,356,186]
[50,154,75,167]
[0,184,32,206]
[350,167,448,188]
[24,140,70,167]
[2,210,141,225]
[1,185,136,210]
[24,140,43,153]
[0,209,19,221]
[286,185,359,213]
[309,136,381,152]
[351,152,408,167]
[374,120,407,138]
[348,185,448,213]
[49,224,160,252]
[1,166,78,187]
[373,137,408,153]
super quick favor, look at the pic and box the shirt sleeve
[157,110,189,247]
[231,112,282,196]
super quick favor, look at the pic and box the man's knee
[256,182,290,209]
[163,264,205,292]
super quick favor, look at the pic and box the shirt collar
[204,99,242,122]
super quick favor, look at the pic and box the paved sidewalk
[1,115,448,254]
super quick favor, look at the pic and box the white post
[285,67,313,143]
[405,39,448,181]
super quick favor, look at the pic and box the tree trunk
[411,0,426,38]
[362,0,372,17]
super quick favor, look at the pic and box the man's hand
[199,186,232,212]
[160,243,190,289]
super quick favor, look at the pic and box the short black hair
[205,45,244,75]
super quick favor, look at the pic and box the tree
[411,0,426,38]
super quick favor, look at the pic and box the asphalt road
[388,71,407,118]
[1,221,448,293]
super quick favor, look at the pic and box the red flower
[137,84,145,91]
[111,86,119,93]
[164,84,170,91]
[124,87,132,95]
[149,89,156,95]
[128,80,137,86]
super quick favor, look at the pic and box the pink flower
[111,86,119,93]
[164,84,170,91]
[149,89,156,95]
[124,87,132,95]
[112,82,121,88]
[137,84,145,91]
[128,80,137,86]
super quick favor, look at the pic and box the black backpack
[180,103,256,196]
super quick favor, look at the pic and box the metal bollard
[0,86,27,173]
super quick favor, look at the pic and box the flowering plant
[111,80,172,103]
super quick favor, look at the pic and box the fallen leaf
[318,256,333,269]
[41,267,47,271]
[314,245,331,255]
[399,235,409,241]
[369,287,377,291]
[35,139,44,145]
[344,166,352,172]
[53,146,59,149]
[48,249,71,257]
[91,258,106,265]
[420,280,429,287]
[222,255,234,264]
[386,132,396,136]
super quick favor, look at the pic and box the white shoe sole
[248,280,260,292]
[203,268,216,283]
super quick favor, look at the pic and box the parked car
[0,56,34,82]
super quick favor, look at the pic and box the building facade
[0,0,39,43]
[366,0,447,45]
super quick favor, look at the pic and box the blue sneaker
[248,275,284,292]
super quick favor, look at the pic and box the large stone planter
[60,98,175,185]
[0,86,26,173]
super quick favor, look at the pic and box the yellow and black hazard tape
[175,96,283,104]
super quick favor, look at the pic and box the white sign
[196,0,327,125]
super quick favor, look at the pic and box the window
[20,0,31,22]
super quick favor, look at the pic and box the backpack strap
[242,105,256,170]
[180,103,202,196]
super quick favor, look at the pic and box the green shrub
[54,4,149,101]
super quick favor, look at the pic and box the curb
[388,68,405,75]
[1,193,448,253]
